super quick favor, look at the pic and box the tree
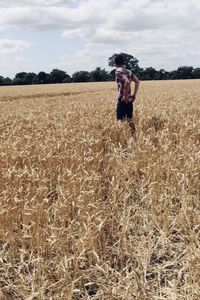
[144,67,160,80]
[24,72,37,85]
[109,69,116,81]
[108,53,140,73]
[62,74,71,83]
[13,72,28,85]
[3,77,12,85]
[174,66,193,79]
[50,69,69,83]
[0,76,4,85]
[90,67,110,82]
[72,71,91,82]
[1,63,200,86]
[135,67,154,80]
[158,69,169,80]
[169,70,177,80]
[33,71,50,84]
[191,68,200,79]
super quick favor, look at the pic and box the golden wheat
[0,80,199,299]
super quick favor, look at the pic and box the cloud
[91,28,132,44]
[0,0,68,7]
[108,0,200,32]
[0,1,105,31]
[62,27,94,39]
[0,0,199,72]
[0,0,199,33]
[0,38,31,53]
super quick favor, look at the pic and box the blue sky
[0,0,200,78]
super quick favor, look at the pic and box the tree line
[1,53,200,86]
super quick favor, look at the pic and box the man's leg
[117,99,126,121]
[126,101,136,137]
[127,118,136,136]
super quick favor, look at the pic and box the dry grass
[0,80,199,299]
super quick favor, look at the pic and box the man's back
[115,67,133,100]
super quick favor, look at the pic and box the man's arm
[131,74,140,101]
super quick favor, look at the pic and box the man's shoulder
[116,67,132,74]
[116,67,133,79]
[116,67,127,77]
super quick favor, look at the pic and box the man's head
[114,54,124,67]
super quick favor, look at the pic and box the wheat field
[0,80,199,300]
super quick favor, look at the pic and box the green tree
[13,72,27,85]
[3,77,12,85]
[33,71,50,84]
[0,76,5,85]
[72,71,91,82]
[191,68,200,79]
[109,69,115,81]
[169,70,177,80]
[24,72,37,85]
[144,67,159,80]
[175,66,193,79]
[50,69,68,83]
[158,69,169,80]
[62,74,72,83]
[90,67,110,82]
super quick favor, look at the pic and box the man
[115,54,140,136]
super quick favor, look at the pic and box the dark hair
[114,54,124,65]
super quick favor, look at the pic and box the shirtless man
[115,54,140,136]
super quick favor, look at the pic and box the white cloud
[108,0,200,32]
[0,1,105,30]
[62,27,93,38]
[0,0,68,7]
[0,0,199,33]
[0,38,31,53]
[0,0,199,72]
[91,28,132,44]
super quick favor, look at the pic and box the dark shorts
[116,99,133,120]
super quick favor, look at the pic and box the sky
[0,0,199,78]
